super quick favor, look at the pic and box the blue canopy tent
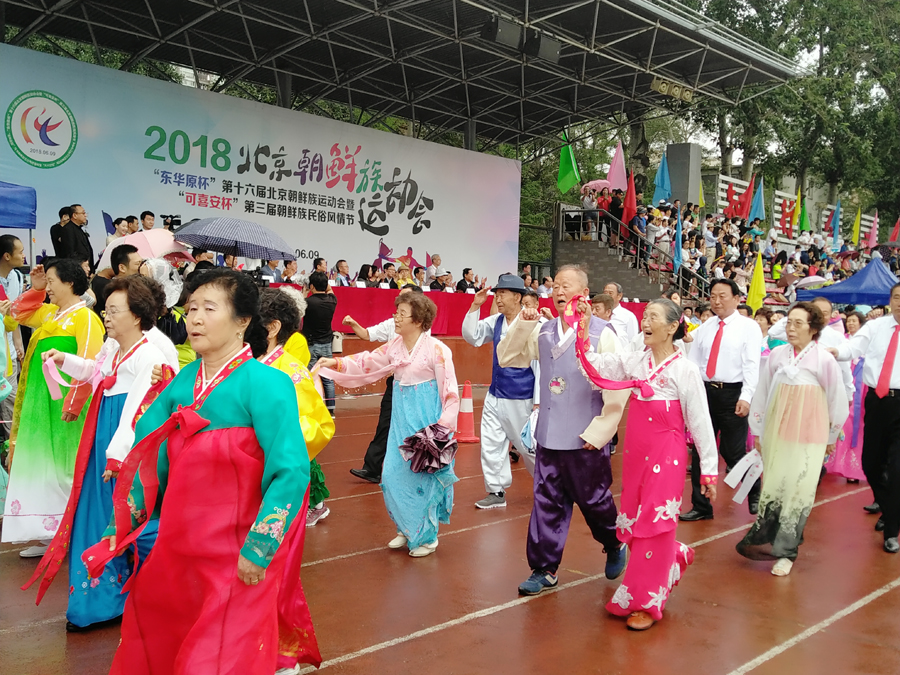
[797,260,898,305]
[0,181,37,265]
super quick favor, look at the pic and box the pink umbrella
[581,179,611,194]
[795,275,827,289]
[97,229,193,272]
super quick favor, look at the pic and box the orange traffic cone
[456,380,480,443]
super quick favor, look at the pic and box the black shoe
[847,478,860,484]
[509,450,520,463]
[864,502,881,514]
[610,445,617,456]
[748,499,760,516]
[350,468,381,484]
[885,538,899,554]
[66,621,89,633]
[876,517,885,532]
[679,509,713,522]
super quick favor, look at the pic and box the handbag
[0,376,12,403]
[331,331,343,354]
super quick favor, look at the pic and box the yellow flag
[851,207,861,246]
[791,187,801,229]
[747,252,766,313]
[698,182,706,208]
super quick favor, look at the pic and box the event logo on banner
[0,45,520,276]
[5,90,78,169]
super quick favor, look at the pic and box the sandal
[771,558,793,576]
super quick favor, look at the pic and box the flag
[607,140,627,191]
[830,198,842,250]
[652,153,671,205]
[673,209,683,272]
[557,131,581,193]
[851,207,861,246]
[698,181,705,208]
[890,216,899,243]
[621,170,637,228]
[798,198,811,231]
[747,252,766,312]
[790,186,801,238]
[748,176,766,222]
[737,175,756,220]
[867,210,879,248]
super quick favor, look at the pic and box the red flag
[723,183,737,218]
[737,174,755,220]
[890,217,900,243]
[621,170,637,228]
[779,199,792,237]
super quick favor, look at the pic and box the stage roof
[2,0,803,146]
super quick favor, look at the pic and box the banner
[0,45,521,278]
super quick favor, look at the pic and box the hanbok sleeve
[63,309,104,416]
[749,349,775,438]
[59,352,99,382]
[293,365,335,459]
[432,340,460,430]
[285,332,311,368]
[319,342,394,388]
[104,349,161,470]
[496,316,540,368]
[818,348,851,444]
[243,370,310,568]
[462,312,497,347]
[11,288,55,328]
[679,362,719,481]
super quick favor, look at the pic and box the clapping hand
[520,307,540,321]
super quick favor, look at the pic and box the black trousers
[361,375,393,476]
[861,390,900,539]
[690,383,759,514]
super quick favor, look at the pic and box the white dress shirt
[366,317,430,342]
[462,311,540,403]
[687,311,762,403]
[610,304,639,342]
[837,315,900,389]
[769,317,854,399]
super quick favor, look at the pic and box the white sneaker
[409,540,439,557]
[306,504,330,527]
[19,544,49,558]
[275,666,301,675]
[388,533,408,549]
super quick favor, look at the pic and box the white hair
[276,284,308,318]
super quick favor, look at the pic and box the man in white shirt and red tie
[681,279,762,520]
[833,282,900,553]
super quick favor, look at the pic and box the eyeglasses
[393,312,412,320]
[102,306,129,317]
[786,319,809,328]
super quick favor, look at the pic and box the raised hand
[30,264,47,291]
[343,315,360,327]
[520,307,540,322]
[470,286,491,309]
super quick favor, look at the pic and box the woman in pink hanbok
[826,311,867,482]
[738,302,849,576]
[572,297,718,631]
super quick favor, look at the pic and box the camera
[160,214,182,230]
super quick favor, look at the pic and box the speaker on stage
[522,29,561,63]
[481,16,523,49]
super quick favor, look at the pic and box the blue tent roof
[797,260,898,305]
[0,181,37,230]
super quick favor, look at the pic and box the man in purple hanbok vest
[498,266,630,596]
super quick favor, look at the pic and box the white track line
[0,614,66,635]
[725,576,900,675]
[300,485,867,673]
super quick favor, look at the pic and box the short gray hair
[604,281,624,295]
[555,264,589,288]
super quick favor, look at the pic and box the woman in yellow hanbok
[2,261,104,552]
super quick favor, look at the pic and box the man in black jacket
[50,206,72,259]
[61,204,95,273]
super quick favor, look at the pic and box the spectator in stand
[591,293,614,321]
[125,216,139,234]
[281,260,305,285]
[303,271,338,417]
[737,304,752,318]
[698,304,714,323]
[772,250,788,280]
[457,268,477,293]
[602,282,639,342]
[396,264,417,288]
[684,306,700,327]
[383,263,400,289]
[106,218,130,247]
[530,279,540,292]
[140,211,155,231]
[582,188,598,239]
[50,207,73,259]
[426,254,442,285]
[413,266,426,287]
[92,244,142,316]
[609,189,624,247]
[259,259,280,285]
[222,254,238,270]
[762,239,776,263]
[597,187,612,243]
[335,260,352,286]
[0,235,26,442]
[538,276,553,297]
[429,268,450,291]
[62,204,96,274]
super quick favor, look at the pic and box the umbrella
[776,272,798,289]
[97,229,193,272]
[836,250,860,260]
[399,423,458,474]
[174,217,296,261]
[796,275,827,289]
[581,179,611,194]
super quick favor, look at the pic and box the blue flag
[830,198,842,251]
[748,176,766,223]
[652,153,672,206]
[673,209,683,272]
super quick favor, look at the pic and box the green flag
[557,132,581,193]
[798,198,811,232]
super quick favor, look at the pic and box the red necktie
[706,319,725,381]
[876,325,900,398]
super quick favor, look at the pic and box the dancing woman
[315,292,459,557]
[23,276,175,631]
[571,297,718,630]
[87,270,312,674]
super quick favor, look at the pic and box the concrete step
[553,239,669,301]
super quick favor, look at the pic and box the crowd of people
[2,197,899,673]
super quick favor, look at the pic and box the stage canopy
[797,260,899,306]
[1,0,802,147]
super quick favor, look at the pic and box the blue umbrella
[174,217,296,261]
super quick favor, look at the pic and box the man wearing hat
[463,274,540,509]
[429,267,451,291]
